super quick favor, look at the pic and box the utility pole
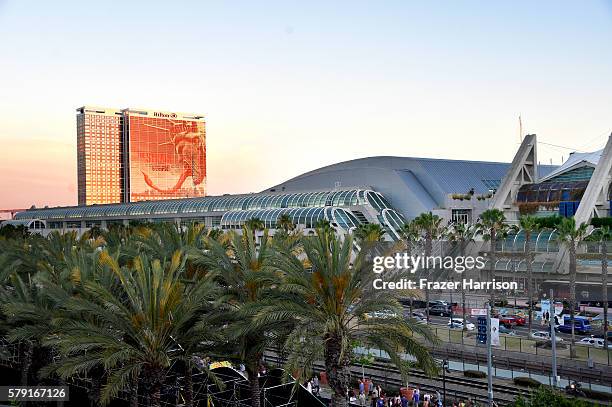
[550,288,559,387]
[487,302,494,406]
[442,359,448,405]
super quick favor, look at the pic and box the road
[404,306,601,343]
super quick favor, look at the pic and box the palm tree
[556,217,588,357]
[196,227,282,407]
[354,223,386,243]
[413,212,445,322]
[46,250,219,407]
[277,213,295,232]
[245,217,265,231]
[257,229,438,407]
[400,220,421,314]
[0,273,66,386]
[446,222,479,330]
[519,215,540,335]
[587,226,611,350]
[478,209,508,312]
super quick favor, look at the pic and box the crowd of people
[303,373,481,406]
[348,379,442,407]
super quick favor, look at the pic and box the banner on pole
[491,318,500,346]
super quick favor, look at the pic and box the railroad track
[263,351,527,405]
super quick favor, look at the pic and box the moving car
[501,314,526,326]
[530,331,564,342]
[430,304,452,317]
[557,316,591,335]
[578,337,605,348]
[448,318,475,331]
[498,315,519,327]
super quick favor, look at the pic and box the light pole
[550,289,558,388]
[442,359,449,406]
[486,302,494,407]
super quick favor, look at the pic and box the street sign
[477,315,487,344]
[471,308,487,316]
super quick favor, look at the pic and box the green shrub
[513,377,542,388]
[509,386,599,407]
[591,217,612,228]
[582,388,612,401]
[534,215,563,229]
[463,370,486,378]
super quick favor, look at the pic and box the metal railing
[432,326,612,366]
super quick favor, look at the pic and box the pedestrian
[377,396,385,407]
[359,391,367,406]
[313,375,320,395]
[412,387,420,405]
[372,386,379,400]
[400,393,409,407]
[405,386,414,403]
[359,379,365,395]
[306,379,312,393]
[423,392,431,407]
[369,380,375,397]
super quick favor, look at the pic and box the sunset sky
[0,0,611,210]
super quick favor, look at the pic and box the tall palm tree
[478,209,508,312]
[256,228,438,407]
[400,220,421,314]
[519,215,540,335]
[354,223,386,243]
[277,213,295,232]
[446,222,479,330]
[556,217,588,357]
[195,227,282,407]
[414,212,445,322]
[46,250,219,407]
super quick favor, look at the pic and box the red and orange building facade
[76,106,206,205]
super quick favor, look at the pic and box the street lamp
[442,359,449,405]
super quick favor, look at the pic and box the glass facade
[76,107,206,205]
[516,180,589,203]
[220,207,361,230]
[124,111,206,202]
[16,188,405,240]
[77,107,123,205]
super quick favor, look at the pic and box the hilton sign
[153,112,177,118]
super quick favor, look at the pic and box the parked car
[448,318,475,331]
[365,310,397,319]
[530,331,564,343]
[430,304,452,317]
[499,325,516,335]
[578,337,605,348]
[407,312,427,324]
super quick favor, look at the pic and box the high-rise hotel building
[76,106,206,205]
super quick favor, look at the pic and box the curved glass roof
[498,228,560,253]
[14,189,373,221]
[220,206,361,230]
